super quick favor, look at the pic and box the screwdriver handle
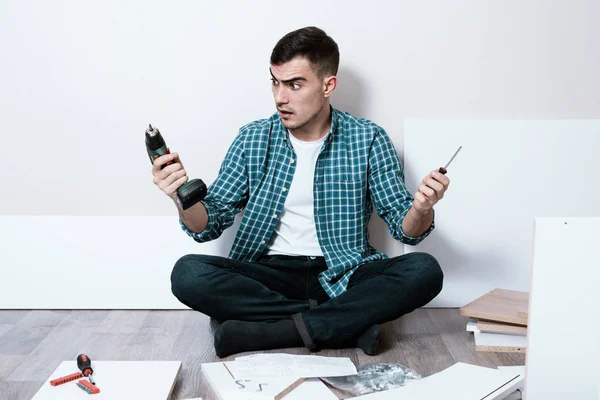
[77,354,93,377]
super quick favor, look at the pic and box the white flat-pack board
[477,321,527,336]
[31,360,181,400]
[0,216,237,308]
[525,218,600,399]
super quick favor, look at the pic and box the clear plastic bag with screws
[322,363,421,395]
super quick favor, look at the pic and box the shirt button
[290,159,295,164]
[261,240,266,245]
[272,213,278,219]
[282,187,287,192]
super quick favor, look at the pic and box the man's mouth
[278,110,293,117]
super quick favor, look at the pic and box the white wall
[1,0,598,217]
[1,0,599,307]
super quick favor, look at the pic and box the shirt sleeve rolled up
[367,128,434,245]
[180,133,249,243]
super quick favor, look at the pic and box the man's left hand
[413,170,450,214]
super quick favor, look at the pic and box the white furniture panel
[404,120,599,306]
[0,216,237,309]
[525,218,599,399]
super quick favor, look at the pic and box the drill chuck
[145,124,169,165]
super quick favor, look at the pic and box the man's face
[270,57,327,131]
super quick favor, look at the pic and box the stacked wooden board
[459,289,528,353]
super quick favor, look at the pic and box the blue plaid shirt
[181,107,434,298]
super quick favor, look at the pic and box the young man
[152,27,449,358]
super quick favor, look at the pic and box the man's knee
[170,254,212,300]
[409,252,444,295]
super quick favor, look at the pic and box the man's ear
[323,76,337,98]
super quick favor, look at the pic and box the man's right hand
[152,152,189,201]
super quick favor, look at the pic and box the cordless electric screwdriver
[145,124,207,210]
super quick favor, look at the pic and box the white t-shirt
[265,132,326,256]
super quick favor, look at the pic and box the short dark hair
[270,26,339,78]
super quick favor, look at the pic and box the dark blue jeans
[171,252,443,349]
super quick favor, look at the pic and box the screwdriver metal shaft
[439,146,462,174]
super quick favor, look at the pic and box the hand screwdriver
[77,354,95,385]
[438,146,462,175]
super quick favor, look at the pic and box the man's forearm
[177,200,209,234]
[402,206,434,238]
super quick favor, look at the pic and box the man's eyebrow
[269,69,307,84]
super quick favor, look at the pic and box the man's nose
[273,86,288,105]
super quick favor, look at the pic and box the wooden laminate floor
[0,309,525,399]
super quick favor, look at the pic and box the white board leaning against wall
[402,120,600,307]
[0,216,240,309]
[524,217,600,399]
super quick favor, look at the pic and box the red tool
[49,372,83,386]
[438,146,462,175]
[50,355,101,394]
[77,354,96,385]
[76,379,101,394]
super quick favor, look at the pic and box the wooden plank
[476,345,525,353]
[0,354,27,380]
[495,352,526,366]
[170,311,212,361]
[0,381,22,400]
[94,310,149,334]
[167,312,216,400]
[78,332,137,361]
[477,320,527,335]
[0,310,29,324]
[118,310,189,361]
[391,309,455,377]
[427,308,502,368]
[0,381,46,400]
[77,310,150,361]
[517,310,528,319]
[474,330,526,353]
[275,378,307,400]
[23,382,48,400]
[0,323,13,338]
[355,322,409,367]
[0,310,69,356]
[0,309,525,400]
[458,289,529,326]
[7,310,109,381]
